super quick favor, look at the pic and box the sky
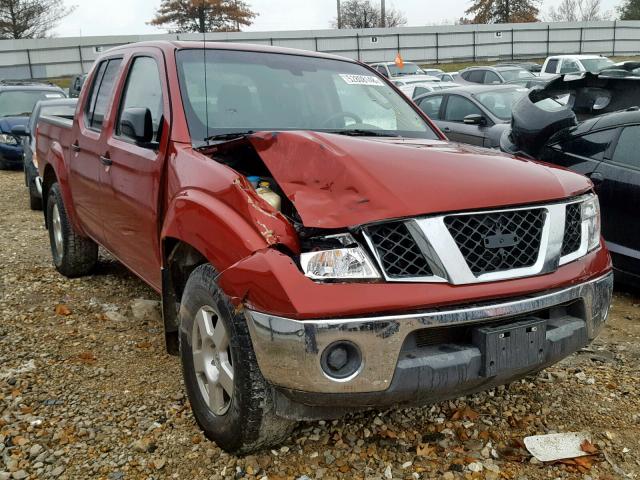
[54,0,623,38]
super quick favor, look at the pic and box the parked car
[68,73,87,98]
[495,62,542,73]
[37,40,612,453]
[414,84,528,147]
[422,68,444,77]
[505,76,555,89]
[0,80,66,169]
[17,98,77,209]
[370,61,426,78]
[540,55,614,77]
[599,61,640,78]
[398,81,458,100]
[436,71,458,82]
[391,76,440,88]
[458,66,536,85]
[501,73,640,286]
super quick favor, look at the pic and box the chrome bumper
[245,273,613,394]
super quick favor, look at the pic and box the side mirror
[463,114,486,125]
[120,107,153,145]
[11,125,29,136]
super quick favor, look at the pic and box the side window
[560,59,580,74]
[559,129,616,161]
[376,66,388,77]
[467,70,485,83]
[84,61,107,127]
[611,125,640,169]
[116,57,164,142]
[444,95,482,122]
[417,95,443,120]
[86,58,122,131]
[545,59,559,74]
[413,86,429,98]
[460,71,470,81]
[484,71,501,84]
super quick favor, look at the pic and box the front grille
[367,222,432,278]
[444,209,546,275]
[561,203,582,256]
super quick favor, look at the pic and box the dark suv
[0,81,65,169]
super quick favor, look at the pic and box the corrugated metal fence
[1,20,639,80]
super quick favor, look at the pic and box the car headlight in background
[0,133,18,145]
[300,234,380,280]
[581,195,601,252]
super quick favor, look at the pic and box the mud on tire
[46,182,98,277]
[179,264,295,454]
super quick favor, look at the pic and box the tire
[179,264,295,454]
[46,183,98,277]
[28,178,42,211]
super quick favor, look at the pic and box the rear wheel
[46,183,98,277]
[179,264,294,454]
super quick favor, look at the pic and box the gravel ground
[1,169,639,480]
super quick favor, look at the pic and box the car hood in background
[0,116,28,134]
[247,131,591,229]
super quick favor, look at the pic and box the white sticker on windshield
[339,74,384,86]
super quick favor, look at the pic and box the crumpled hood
[248,131,591,229]
[0,116,28,134]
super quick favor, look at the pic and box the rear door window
[417,95,443,119]
[611,125,640,170]
[85,58,122,131]
[444,95,482,122]
[545,59,559,74]
[560,59,580,74]
[467,70,485,83]
[484,71,501,84]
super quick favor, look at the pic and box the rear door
[101,50,170,289]
[438,94,487,146]
[593,125,640,275]
[69,57,122,241]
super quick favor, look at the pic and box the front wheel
[179,264,294,454]
[46,183,98,277]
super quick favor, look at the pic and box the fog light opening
[320,341,362,380]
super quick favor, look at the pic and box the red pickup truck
[36,41,613,453]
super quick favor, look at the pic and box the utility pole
[381,0,386,27]
[337,0,342,29]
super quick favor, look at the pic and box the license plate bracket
[472,318,547,377]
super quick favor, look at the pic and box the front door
[439,94,488,146]
[594,125,640,275]
[68,58,122,241]
[102,52,170,289]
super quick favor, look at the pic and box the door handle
[71,142,81,153]
[99,153,112,166]
[588,172,604,186]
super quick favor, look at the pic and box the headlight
[300,236,380,281]
[581,195,601,252]
[0,133,17,145]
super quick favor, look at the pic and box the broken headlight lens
[581,195,601,252]
[300,246,380,280]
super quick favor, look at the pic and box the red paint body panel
[218,244,611,319]
[35,40,611,325]
[249,131,592,228]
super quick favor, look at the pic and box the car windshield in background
[499,69,535,81]
[387,63,424,76]
[581,58,615,73]
[474,88,528,120]
[0,90,64,117]
[176,49,438,145]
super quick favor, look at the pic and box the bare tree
[547,0,609,21]
[333,0,407,29]
[0,0,74,39]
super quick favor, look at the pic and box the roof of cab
[103,40,359,64]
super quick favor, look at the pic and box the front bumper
[245,272,613,401]
[0,144,24,167]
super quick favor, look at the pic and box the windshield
[474,88,528,120]
[499,69,535,81]
[387,62,424,76]
[0,90,64,117]
[581,58,614,73]
[176,49,437,144]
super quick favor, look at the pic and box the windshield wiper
[326,129,400,137]
[203,130,255,142]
